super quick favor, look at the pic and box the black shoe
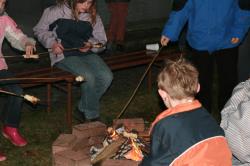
[73,108,85,123]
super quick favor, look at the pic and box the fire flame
[109,128,119,141]
[124,139,143,161]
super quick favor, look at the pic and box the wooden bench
[104,49,179,92]
[8,48,178,128]
[12,67,77,127]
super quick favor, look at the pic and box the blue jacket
[140,102,232,166]
[162,0,250,53]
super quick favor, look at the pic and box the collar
[149,100,202,134]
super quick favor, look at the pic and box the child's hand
[25,42,36,57]
[79,42,92,52]
[161,35,170,46]
[52,42,64,55]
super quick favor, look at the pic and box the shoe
[0,152,6,161]
[2,126,27,147]
[73,108,85,123]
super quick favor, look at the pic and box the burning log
[91,137,126,165]
[90,125,150,165]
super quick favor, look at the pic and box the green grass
[0,64,221,165]
[0,66,163,166]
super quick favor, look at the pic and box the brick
[71,136,104,152]
[101,159,140,166]
[113,118,145,132]
[73,121,107,138]
[52,134,77,154]
[54,150,91,166]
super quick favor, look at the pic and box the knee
[103,70,113,87]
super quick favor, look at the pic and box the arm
[230,0,250,44]
[4,16,35,52]
[88,15,107,53]
[161,0,191,46]
[33,6,64,55]
[33,7,59,49]
[220,79,250,163]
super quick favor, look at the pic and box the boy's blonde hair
[157,57,199,100]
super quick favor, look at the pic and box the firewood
[91,137,126,165]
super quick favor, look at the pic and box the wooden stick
[0,89,40,104]
[0,43,105,59]
[0,89,24,98]
[116,46,165,119]
[0,77,67,82]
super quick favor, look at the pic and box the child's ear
[197,83,200,93]
[158,89,167,99]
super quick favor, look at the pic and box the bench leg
[66,82,72,129]
[47,83,52,112]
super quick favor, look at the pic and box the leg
[107,3,118,42]
[115,2,129,44]
[0,70,23,128]
[0,70,27,147]
[216,47,238,111]
[189,50,214,112]
[56,54,113,120]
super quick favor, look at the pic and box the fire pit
[52,118,150,166]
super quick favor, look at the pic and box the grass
[0,54,221,165]
[0,66,163,166]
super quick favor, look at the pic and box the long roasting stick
[116,45,165,119]
[0,43,105,58]
[0,89,40,104]
[0,77,70,82]
[0,76,85,82]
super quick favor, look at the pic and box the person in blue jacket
[161,0,250,114]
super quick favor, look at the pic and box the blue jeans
[56,53,113,119]
[0,70,23,128]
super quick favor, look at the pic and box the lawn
[0,66,163,166]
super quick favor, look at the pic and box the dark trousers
[0,70,23,128]
[189,47,238,112]
[107,2,129,43]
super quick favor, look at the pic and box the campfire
[90,125,150,164]
[52,118,150,166]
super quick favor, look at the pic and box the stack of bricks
[52,118,149,166]
[52,121,106,166]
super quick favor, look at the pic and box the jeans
[56,53,113,119]
[0,70,23,128]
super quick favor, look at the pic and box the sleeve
[230,0,250,43]
[4,16,36,51]
[33,7,58,49]
[140,123,171,166]
[161,0,191,41]
[220,79,250,163]
[88,15,107,53]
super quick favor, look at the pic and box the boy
[0,0,36,161]
[140,58,232,165]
